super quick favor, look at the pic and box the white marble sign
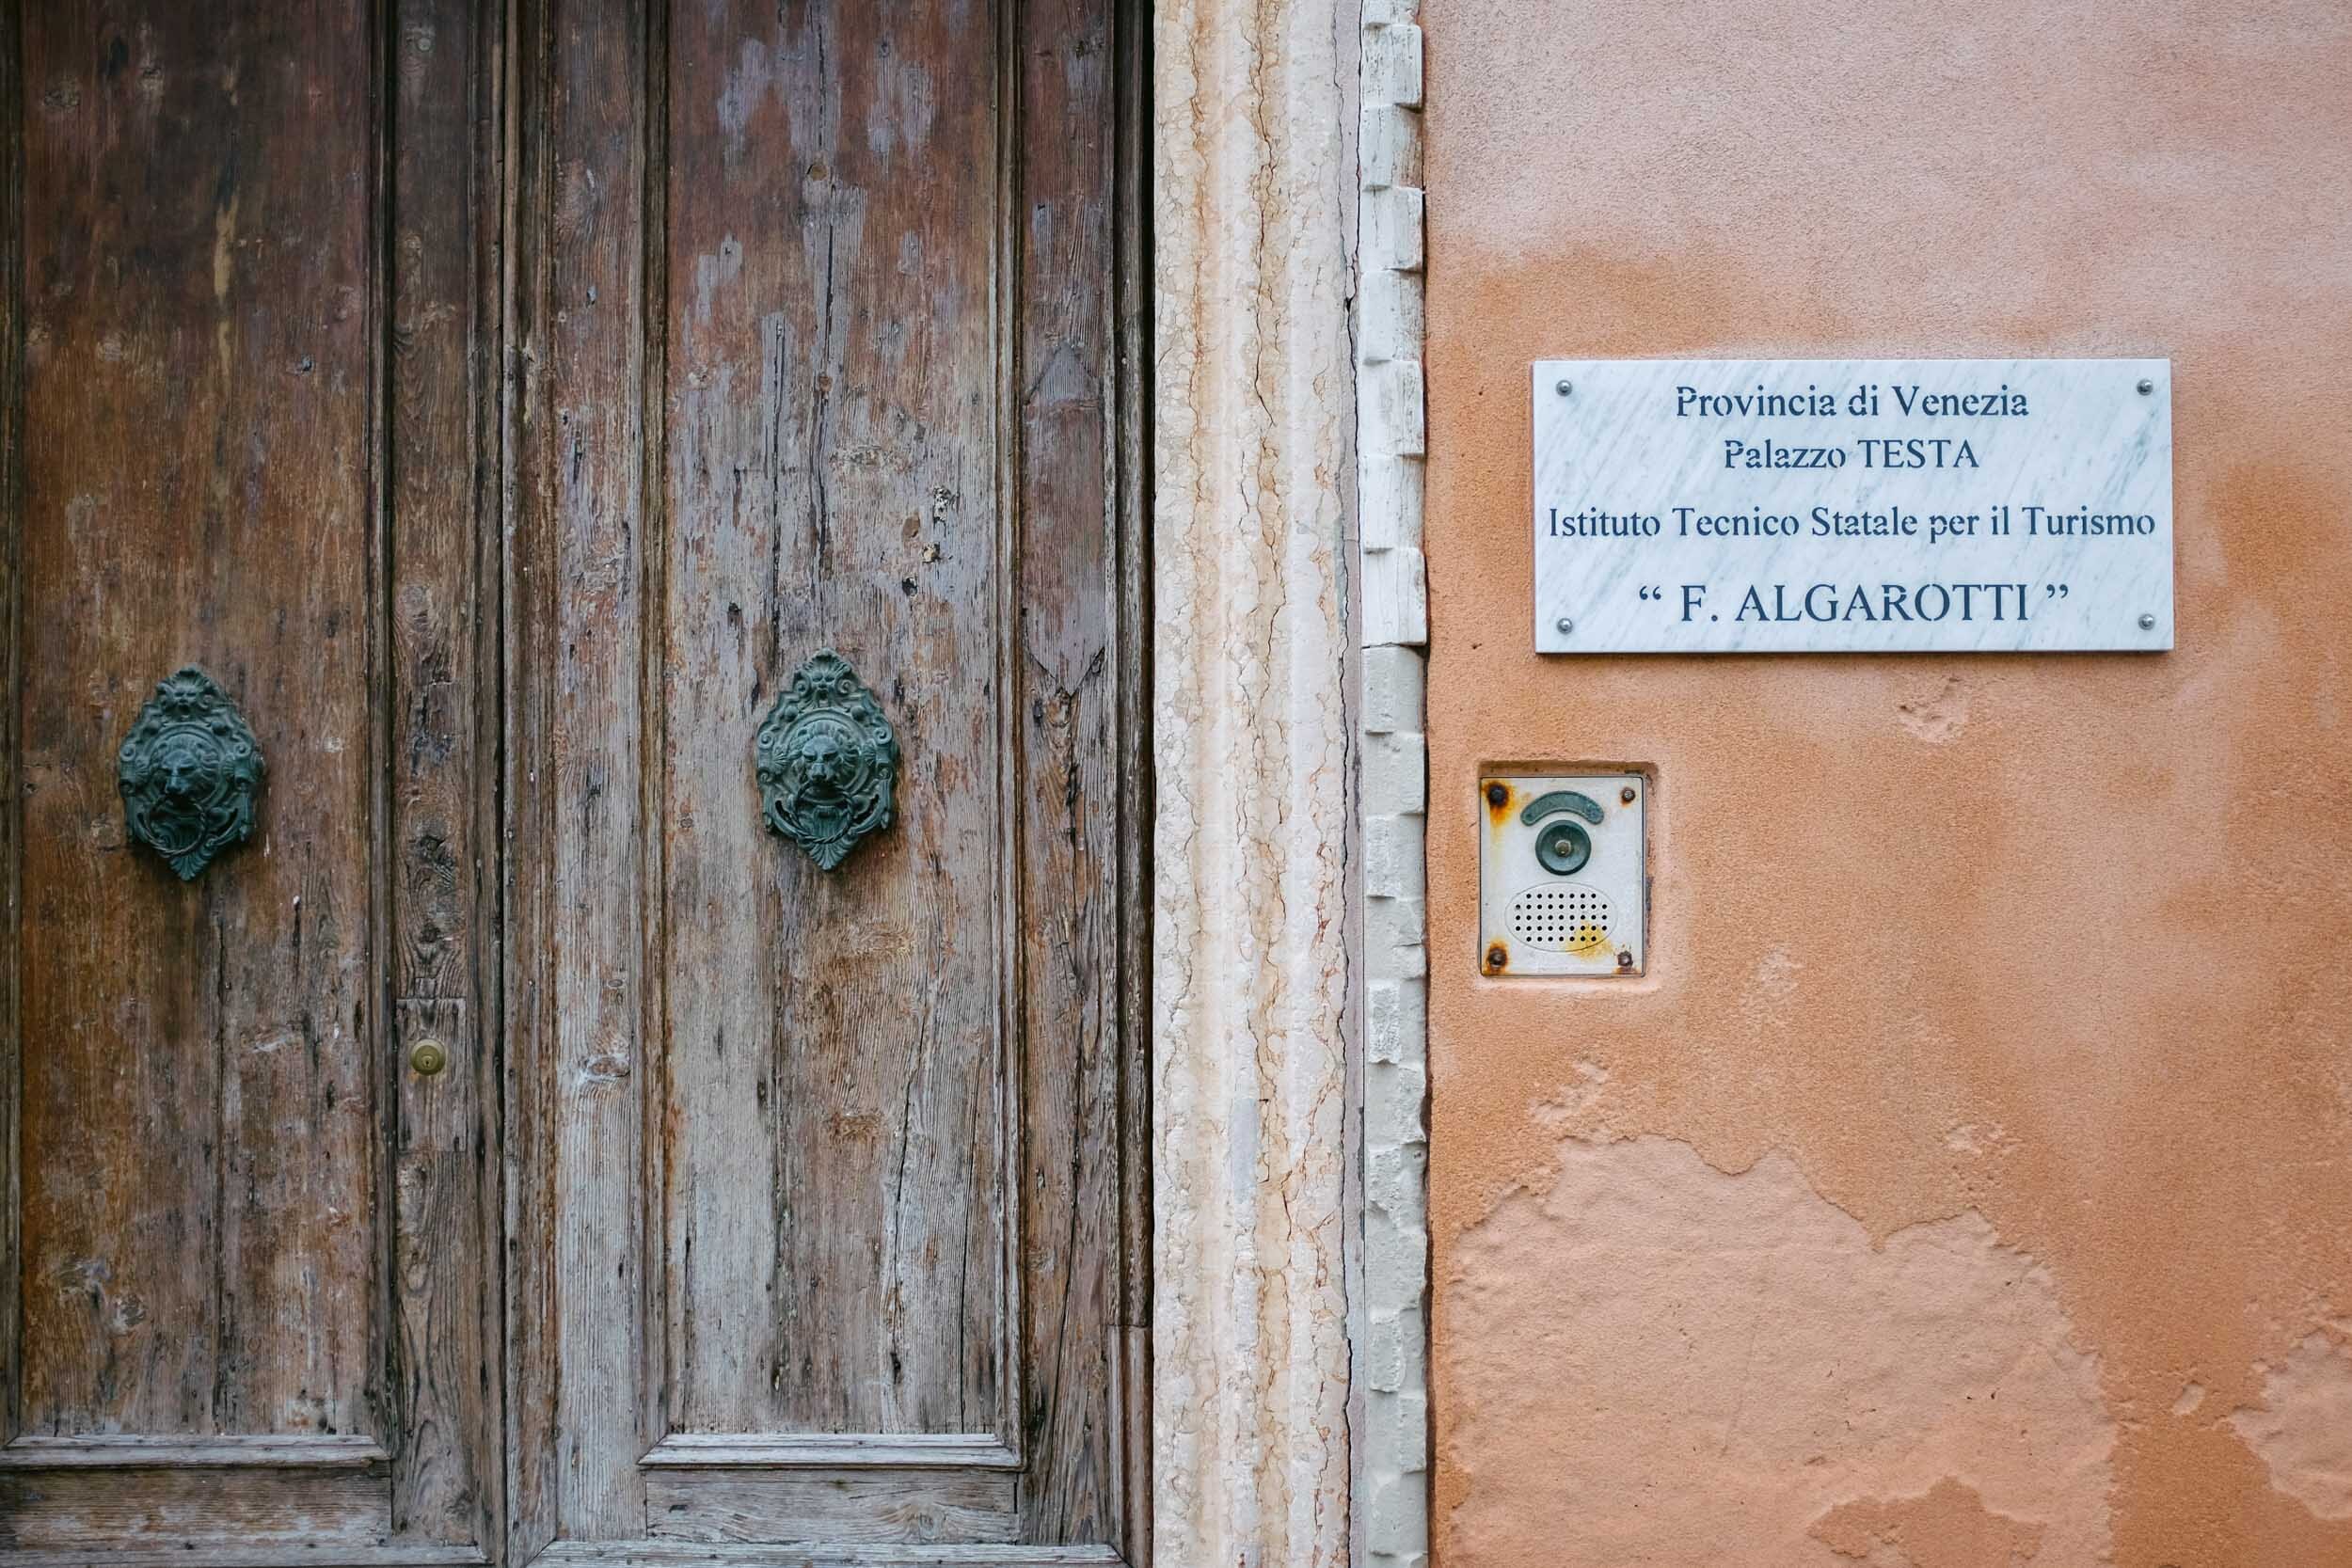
[1532,358,2173,653]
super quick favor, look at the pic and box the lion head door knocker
[117,667,266,881]
[755,651,899,871]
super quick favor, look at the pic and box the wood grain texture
[15,0,377,1444]
[0,0,25,1461]
[644,1469,1019,1544]
[0,1463,389,1550]
[535,1548,1120,1568]
[658,0,1009,1446]
[0,1433,386,1468]
[512,0,1146,1555]
[498,0,542,1544]
[386,0,502,1550]
[6,1555,484,1568]
[500,0,561,1553]
[1010,0,1132,1544]
[6,3,496,1554]
[1110,7,1153,1557]
[641,1433,1019,1468]
[3,0,1142,1555]
[504,0,657,1545]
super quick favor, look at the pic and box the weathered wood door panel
[0,1,501,1561]
[2,0,1140,1560]
[504,0,1146,1560]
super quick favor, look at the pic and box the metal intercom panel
[1479,772,1647,977]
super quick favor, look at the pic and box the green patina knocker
[754,650,900,871]
[117,666,266,881]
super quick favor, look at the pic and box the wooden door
[501,0,1147,1561]
[0,2,501,1560]
[1,1,1146,1562]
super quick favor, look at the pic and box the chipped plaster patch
[1443,1135,2115,1566]
[1895,674,1974,743]
[1810,1476,2045,1567]
[1532,1061,1610,1134]
[1755,945,1804,1001]
[1944,1122,2018,1161]
[2228,1331,2352,1519]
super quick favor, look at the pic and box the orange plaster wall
[1422,3,2352,1564]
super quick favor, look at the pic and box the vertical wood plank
[507,0,653,1539]
[639,0,675,1497]
[1111,3,1155,1557]
[1011,0,1126,1541]
[15,2,377,1443]
[386,0,501,1545]
[658,0,1008,1443]
[0,0,26,1452]
[501,0,558,1550]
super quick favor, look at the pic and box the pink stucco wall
[1422,3,2352,1562]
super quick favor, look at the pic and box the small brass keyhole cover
[409,1039,451,1077]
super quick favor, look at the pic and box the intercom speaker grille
[1508,882,1615,953]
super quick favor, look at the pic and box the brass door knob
[408,1039,450,1077]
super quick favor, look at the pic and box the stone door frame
[1150,3,1430,1563]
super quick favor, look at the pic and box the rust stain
[1482,776,1517,831]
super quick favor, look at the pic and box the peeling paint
[212,189,240,383]
[2228,1330,2352,1520]
[1810,1476,2046,1567]
[1530,1061,1609,1134]
[1443,1137,2113,1565]
[865,53,937,158]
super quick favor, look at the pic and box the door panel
[658,0,1010,1449]
[1,0,1139,1560]
[1,0,500,1560]
[505,0,1144,1560]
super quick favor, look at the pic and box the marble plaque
[1531,358,2173,653]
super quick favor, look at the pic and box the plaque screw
[1616,952,1635,970]
[1486,943,1509,972]
[1555,378,1573,396]
[1486,782,1508,807]
[1554,616,1574,635]
[2137,378,2154,394]
[1620,785,1637,803]
[2137,612,2156,629]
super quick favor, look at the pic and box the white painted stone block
[1361,644,1426,732]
